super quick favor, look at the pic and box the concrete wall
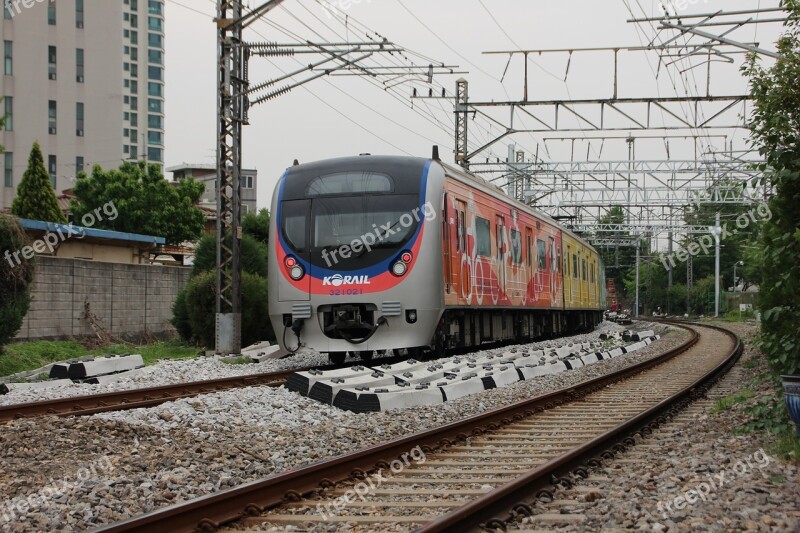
[14,256,191,341]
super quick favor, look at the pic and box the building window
[148,1,162,15]
[147,130,162,145]
[48,155,56,187]
[76,48,84,82]
[130,0,139,11]
[148,49,163,65]
[48,46,57,80]
[130,14,138,28]
[130,63,138,77]
[48,100,57,134]
[4,41,11,76]
[47,0,56,25]
[3,152,12,188]
[4,97,11,131]
[130,47,138,61]
[130,129,138,142]
[242,175,254,189]
[130,80,138,93]
[148,16,162,32]
[147,147,162,162]
[130,31,138,44]
[130,112,138,126]
[76,156,84,174]
[148,33,163,48]
[147,66,161,80]
[130,146,138,159]
[76,0,84,28]
[123,145,129,154]
[147,114,162,129]
[3,3,11,20]
[147,82,162,97]
[76,102,84,136]
[148,98,162,113]
[130,96,138,110]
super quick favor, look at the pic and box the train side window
[582,259,587,281]
[537,239,546,270]
[573,254,578,279]
[458,211,466,252]
[476,216,491,257]
[526,228,533,267]
[549,238,557,272]
[510,229,522,264]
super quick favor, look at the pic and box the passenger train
[269,152,606,363]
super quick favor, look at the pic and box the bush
[0,215,35,352]
[184,270,274,349]
[171,289,193,342]
[191,233,268,278]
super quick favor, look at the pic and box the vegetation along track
[94,322,741,533]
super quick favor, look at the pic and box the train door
[442,193,453,295]
[455,200,467,298]
[495,215,506,299]
[525,227,533,301]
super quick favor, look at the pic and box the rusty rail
[93,322,738,533]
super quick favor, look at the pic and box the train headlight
[289,264,305,281]
[391,261,407,277]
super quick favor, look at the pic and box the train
[269,152,606,364]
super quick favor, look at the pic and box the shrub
[0,215,35,352]
[184,270,274,349]
[171,288,193,342]
[191,233,268,278]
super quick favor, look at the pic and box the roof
[18,219,166,246]
[166,163,258,174]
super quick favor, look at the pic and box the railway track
[94,322,741,533]
[0,369,297,423]
[0,328,601,424]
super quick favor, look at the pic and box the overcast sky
[163,0,783,210]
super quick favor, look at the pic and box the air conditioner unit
[48,73,57,80]
[48,127,57,135]
[76,75,84,83]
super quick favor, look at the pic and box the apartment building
[168,163,259,216]
[0,0,165,210]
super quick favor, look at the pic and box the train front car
[269,156,445,362]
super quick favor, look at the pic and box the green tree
[743,0,800,377]
[11,142,66,223]
[183,270,273,348]
[191,233,267,278]
[242,208,271,246]
[70,161,205,244]
[0,215,34,352]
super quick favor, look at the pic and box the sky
[163,0,785,211]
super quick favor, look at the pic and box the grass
[221,356,254,366]
[0,338,199,378]
[713,389,756,413]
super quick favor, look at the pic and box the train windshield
[280,194,421,270]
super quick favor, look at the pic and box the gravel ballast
[0,322,684,531]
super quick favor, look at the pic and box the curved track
[93,322,741,533]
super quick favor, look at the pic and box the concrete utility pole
[714,212,721,317]
[635,239,640,318]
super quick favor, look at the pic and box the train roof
[282,154,596,252]
[437,160,597,252]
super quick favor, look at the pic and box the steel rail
[419,323,742,532]
[95,322,715,533]
[0,370,296,423]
